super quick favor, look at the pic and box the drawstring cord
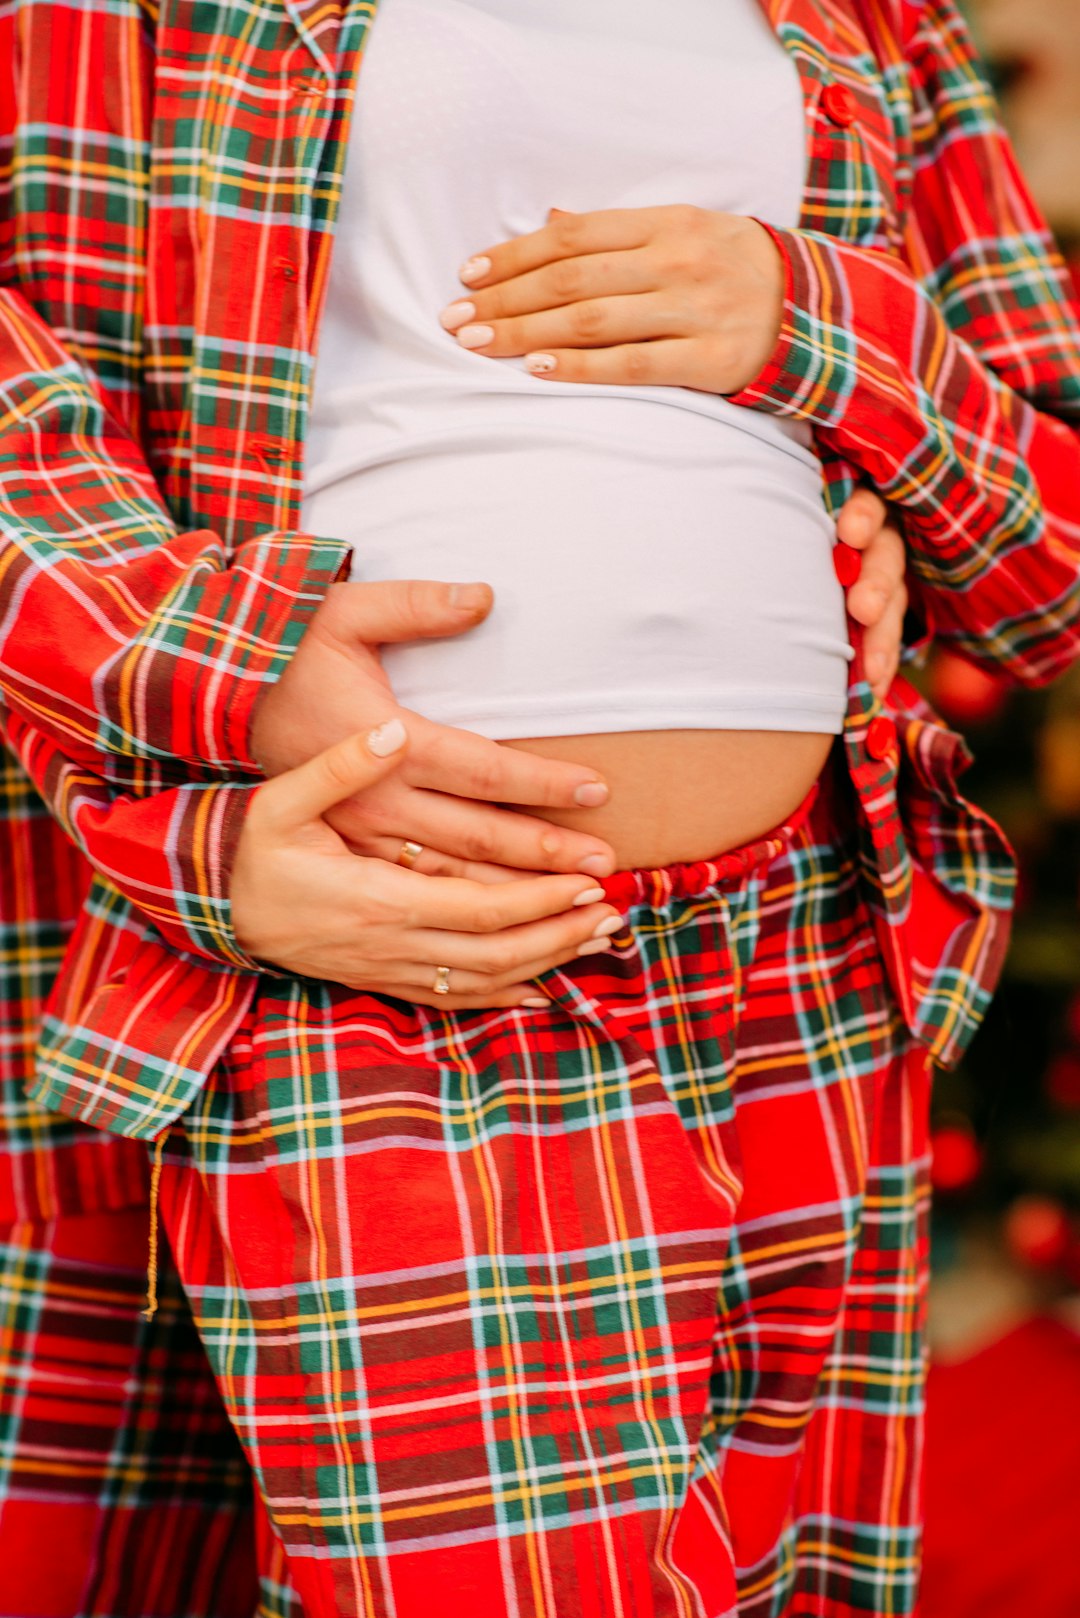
[142,1130,168,1321]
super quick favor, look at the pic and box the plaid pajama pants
[157,756,931,1618]
[0,1209,304,1618]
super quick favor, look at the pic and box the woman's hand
[231,719,624,1009]
[835,489,908,700]
[252,578,617,881]
[441,205,784,394]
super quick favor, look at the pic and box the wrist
[718,216,786,396]
[719,217,797,402]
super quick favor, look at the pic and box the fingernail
[590,914,623,940]
[456,323,495,349]
[866,652,885,682]
[449,582,490,613]
[578,937,613,955]
[574,781,609,807]
[440,299,475,331]
[572,886,606,907]
[521,996,550,1008]
[367,717,406,756]
[459,255,492,284]
[525,352,558,374]
[578,852,615,878]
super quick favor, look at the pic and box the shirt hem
[403,691,849,741]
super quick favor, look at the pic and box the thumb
[335,578,493,645]
[265,719,408,829]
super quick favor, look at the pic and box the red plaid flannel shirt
[1,0,1079,1186]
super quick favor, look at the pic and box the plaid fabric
[3,0,1066,1167]
[154,765,930,1618]
[0,1206,277,1617]
[0,749,150,1222]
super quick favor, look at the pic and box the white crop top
[301,0,852,739]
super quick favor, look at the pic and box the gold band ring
[397,839,424,869]
[432,965,452,996]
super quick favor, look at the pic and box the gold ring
[433,965,452,995]
[398,840,423,869]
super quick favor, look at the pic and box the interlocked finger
[402,933,616,1000]
[334,785,614,876]
[367,930,619,1007]
[404,900,622,979]
[363,838,527,882]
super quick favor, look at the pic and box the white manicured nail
[578,938,613,956]
[459,255,492,284]
[457,323,495,349]
[440,299,475,331]
[367,717,406,756]
[573,886,606,907]
[574,781,608,807]
[590,914,623,940]
[525,352,558,374]
[521,996,550,1008]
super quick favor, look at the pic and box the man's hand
[250,579,618,880]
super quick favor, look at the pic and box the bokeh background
[920,3,1080,1610]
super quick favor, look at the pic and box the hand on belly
[501,730,834,868]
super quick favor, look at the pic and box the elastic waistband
[600,779,822,912]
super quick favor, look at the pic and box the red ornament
[928,649,1009,727]
[930,1124,982,1193]
[1004,1195,1071,1269]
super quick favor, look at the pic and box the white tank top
[302,0,852,739]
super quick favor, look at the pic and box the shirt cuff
[197,535,351,774]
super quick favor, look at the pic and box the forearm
[728,223,1080,686]
[2,709,259,969]
[0,287,348,782]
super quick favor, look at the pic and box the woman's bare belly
[502,730,835,869]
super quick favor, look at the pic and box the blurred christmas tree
[929,1,1080,1285]
[928,656,1080,1280]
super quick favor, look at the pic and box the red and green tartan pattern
[0,0,1074,1161]
[0,748,150,1221]
[154,776,929,1618]
[0,1206,301,1616]
[3,0,1078,1169]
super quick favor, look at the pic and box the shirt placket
[176,1,373,545]
[244,1,377,535]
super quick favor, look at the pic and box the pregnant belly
[502,728,835,868]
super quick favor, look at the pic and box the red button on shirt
[866,715,897,762]
[833,543,862,588]
[821,83,858,127]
